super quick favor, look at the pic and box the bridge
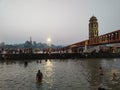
[64,30,120,53]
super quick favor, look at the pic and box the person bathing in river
[36,70,43,82]
[99,67,104,76]
[112,72,117,80]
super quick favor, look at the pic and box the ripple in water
[0,58,120,90]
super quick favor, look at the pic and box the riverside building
[64,16,120,53]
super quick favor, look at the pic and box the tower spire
[30,36,32,48]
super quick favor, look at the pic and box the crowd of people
[0,48,65,54]
[0,48,33,54]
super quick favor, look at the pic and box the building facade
[64,16,120,53]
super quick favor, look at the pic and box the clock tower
[89,16,98,39]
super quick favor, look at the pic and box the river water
[0,58,120,90]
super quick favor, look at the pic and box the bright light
[47,37,51,46]
[47,38,51,43]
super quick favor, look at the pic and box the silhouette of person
[36,70,43,82]
[112,72,117,80]
[99,67,104,76]
[24,61,28,67]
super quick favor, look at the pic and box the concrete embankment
[0,53,120,60]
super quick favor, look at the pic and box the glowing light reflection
[44,59,54,85]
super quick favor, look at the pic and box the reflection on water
[0,58,120,90]
[44,59,54,88]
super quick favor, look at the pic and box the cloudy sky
[0,0,120,45]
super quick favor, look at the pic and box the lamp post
[47,38,51,54]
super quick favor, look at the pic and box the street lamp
[47,37,51,53]
[47,37,51,46]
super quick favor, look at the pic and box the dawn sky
[0,0,120,45]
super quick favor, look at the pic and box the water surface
[0,58,120,90]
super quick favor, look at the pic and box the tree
[24,41,31,48]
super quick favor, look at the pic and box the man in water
[36,70,43,82]
[99,67,104,76]
[112,72,117,80]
